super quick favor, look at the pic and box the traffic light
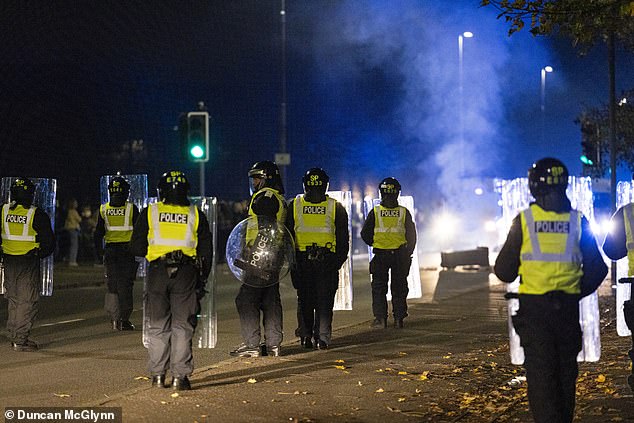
[187,111,209,162]
[580,141,598,166]
[580,119,598,167]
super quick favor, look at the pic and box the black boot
[151,374,167,388]
[370,318,387,329]
[172,376,191,391]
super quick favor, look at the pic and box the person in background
[285,167,349,350]
[1,177,55,351]
[494,157,607,423]
[361,177,416,329]
[64,197,81,266]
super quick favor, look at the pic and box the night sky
[1,1,633,241]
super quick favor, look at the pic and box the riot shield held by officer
[129,171,212,390]
[1,177,55,352]
[285,167,349,350]
[494,158,607,423]
[94,174,140,331]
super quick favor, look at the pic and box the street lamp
[540,66,553,143]
[458,31,473,177]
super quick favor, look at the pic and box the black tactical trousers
[369,250,411,321]
[104,244,138,321]
[235,283,283,348]
[513,293,582,423]
[145,261,198,378]
[4,254,40,344]
[292,260,338,344]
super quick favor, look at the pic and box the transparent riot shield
[616,181,633,337]
[99,174,149,278]
[226,216,295,287]
[141,197,157,349]
[362,196,422,300]
[192,196,217,349]
[505,282,524,365]
[497,176,601,363]
[326,191,353,311]
[0,177,56,296]
[141,197,218,349]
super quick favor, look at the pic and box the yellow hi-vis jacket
[100,202,134,243]
[623,203,634,276]
[246,188,286,245]
[146,202,198,262]
[372,205,407,250]
[1,203,39,255]
[293,194,336,252]
[518,204,583,295]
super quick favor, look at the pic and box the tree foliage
[578,92,634,176]
[480,0,634,51]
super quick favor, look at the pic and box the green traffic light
[580,155,593,166]
[190,145,204,159]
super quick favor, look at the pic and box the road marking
[39,318,85,327]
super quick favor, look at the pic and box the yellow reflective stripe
[2,204,36,242]
[102,203,134,231]
[148,203,196,248]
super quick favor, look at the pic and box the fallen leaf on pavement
[247,378,257,384]
[375,388,385,393]
[171,393,179,398]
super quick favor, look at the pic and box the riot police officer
[361,177,416,329]
[230,160,287,358]
[1,177,55,352]
[495,158,607,423]
[285,168,349,349]
[94,175,139,331]
[130,171,212,390]
[601,195,634,391]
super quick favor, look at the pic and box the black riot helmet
[157,170,190,206]
[108,175,130,207]
[379,177,401,207]
[248,160,285,195]
[302,167,329,202]
[10,177,36,207]
[528,157,569,197]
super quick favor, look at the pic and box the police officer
[129,171,212,390]
[495,158,607,423]
[230,160,287,358]
[601,195,634,391]
[361,177,416,329]
[1,177,55,352]
[285,168,349,349]
[94,175,139,331]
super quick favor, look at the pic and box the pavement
[49,261,633,423]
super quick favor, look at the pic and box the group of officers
[1,161,416,393]
[3,157,631,421]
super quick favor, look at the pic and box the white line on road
[39,318,85,327]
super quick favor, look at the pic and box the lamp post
[540,66,553,144]
[458,31,473,177]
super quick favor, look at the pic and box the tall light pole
[278,0,288,189]
[540,66,553,144]
[458,31,473,177]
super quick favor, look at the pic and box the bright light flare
[590,218,613,237]
[433,212,458,238]
[484,220,497,232]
